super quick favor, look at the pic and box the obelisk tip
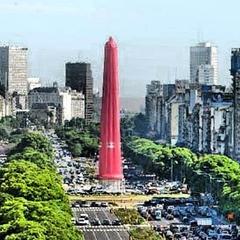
[106,36,117,48]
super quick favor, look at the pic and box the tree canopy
[124,137,240,223]
[55,120,99,158]
[0,132,83,240]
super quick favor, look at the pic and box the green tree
[0,131,83,239]
[13,132,53,158]
[0,161,65,202]
[8,148,52,169]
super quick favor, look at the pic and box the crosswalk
[77,226,126,232]
[72,207,110,212]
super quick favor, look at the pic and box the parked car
[166,214,174,220]
[101,202,108,207]
[102,219,111,225]
[76,218,89,226]
[79,213,89,220]
[91,219,101,226]
[112,220,121,225]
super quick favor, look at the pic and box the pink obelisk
[98,37,123,191]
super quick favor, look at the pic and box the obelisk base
[100,179,125,193]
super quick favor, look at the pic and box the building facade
[231,48,240,160]
[190,42,218,85]
[0,46,28,95]
[145,81,163,136]
[65,62,93,122]
[28,86,85,125]
[144,79,233,156]
[71,90,85,119]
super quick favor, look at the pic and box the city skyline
[1,0,240,96]
[0,2,240,238]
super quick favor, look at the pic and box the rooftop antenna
[197,28,204,43]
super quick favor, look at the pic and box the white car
[80,213,89,220]
[77,218,89,226]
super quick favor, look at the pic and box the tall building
[98,37,123,192]
[145,81,162,135]
[65,62,93,122]
[0,46,28,95]
[231,48,240,160]
[190,42,218,85]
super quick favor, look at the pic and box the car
[182,216,188,223]
[198,231,208,240]
[218,234,232,240]
[166,214,174,220]
[166,230,174,239]
[190,220,198,227]
[81,201,91,208]
[76,218,89,226]
[102,219,111,225]
[91,201,101,207]
[91,219,101,226]
[172,210,180,217]
[112,219,121,225]
[72,202,80,208]
[154,225,162,232]
[79,213,89,220]
[167,205,175,211]
[101,202,108,207]
[207,229,218,239]
[174,233,182,239]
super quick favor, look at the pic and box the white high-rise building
[190,42,218,85]
[0,46,28,94]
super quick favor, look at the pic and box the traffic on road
[47,131,240,240]
[48,132,130,240]
[138,197,239,239]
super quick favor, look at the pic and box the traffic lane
[72,207,119,224]
[105,231,126,240]
[88,210,99,222]
[93,231,109,240]
[75,208,108,223]
[96,210,109,223]
[83,229,129,240]
[76,208,98,222]
[115,230,130,240]
[84,231,97,240]
[77,226,126,231]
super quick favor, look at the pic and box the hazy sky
[0,0,239,97]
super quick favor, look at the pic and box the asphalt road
[72,207,130,240]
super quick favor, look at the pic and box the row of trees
[0,132,82,240]
[55,118,99,157]
[124,137,240,223]
[56,113,148,157]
